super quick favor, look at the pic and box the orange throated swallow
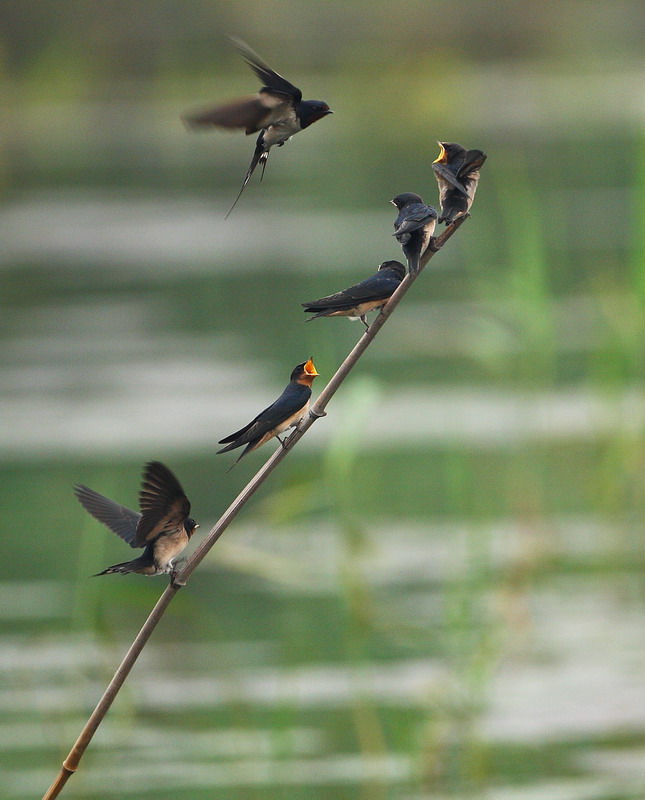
[217,358,319,467]
[74,461,199,578]
[391,193,438,273]
[183,37,333,218]
[432,141,487,225]
[301,260,406,330]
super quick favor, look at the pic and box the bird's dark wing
[218,383,310,450]
[394,204,437,236]
[74,485,141,547]
[432,162,468,193]
[457,149,487,179]
[302,271,401,311]
[230,37,302,103]
[183,92,293,134]
[217,415,261,444]
[135,461,191,547]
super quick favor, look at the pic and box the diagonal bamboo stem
[41,214,469,799]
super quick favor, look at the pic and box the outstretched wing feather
[74,485,141,547]
[230,37,302,103]
[183,94,289,133]
[135,461,191,546]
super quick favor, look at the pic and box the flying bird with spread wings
[74,461,199,579]
[183,37,333,217]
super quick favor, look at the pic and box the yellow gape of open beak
[304,357,319,376]
[433,142,447,163]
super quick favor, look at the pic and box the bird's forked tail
[225,137,269,219]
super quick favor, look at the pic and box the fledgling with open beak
[301,260,406,330]
[74,461,199,579]
[432,141,487,225]
[217,358,319,468]
[183,37,333,218]
[391,193,438,274]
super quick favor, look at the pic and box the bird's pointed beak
[433,142,447,164]
[304,357,318,376]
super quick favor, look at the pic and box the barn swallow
[183,37,333,218]
[432,141,487,224]
[217,357,319,467]
[391,193,438,273]
[74,461,199,578]
[301,260,406,329]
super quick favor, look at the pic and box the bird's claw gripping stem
[170,570,186,587]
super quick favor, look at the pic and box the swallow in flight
[301,260,406,329]
[183,37,333,218]
[391,193,438,273]
[432,141,487,224]
[74,461,199,578]
[217,358,319,467]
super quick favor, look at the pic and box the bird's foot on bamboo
[170,569,186,587]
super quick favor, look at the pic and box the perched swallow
[183,37,333,218]
[74,461,199,578]
[432,141,487,224]
[301,260,406,330]
[391,193,438,273]
[217,358,319,467]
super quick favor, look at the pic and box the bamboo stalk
[41,214,468,799]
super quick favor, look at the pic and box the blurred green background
[3,1,645,798]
